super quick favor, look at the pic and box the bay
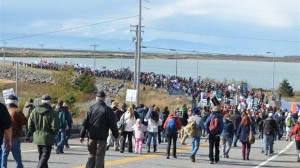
[3,57,300,91]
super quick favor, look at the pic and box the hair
[127,105,135,119]
[96,96,105,102]
[241,116,251,126]
[154,106,160,113]
[57,98,64,107]
[29,98,34,103]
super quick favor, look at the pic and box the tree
[49,66,83,104]
[278,79,294,97]
[74,72,97,94]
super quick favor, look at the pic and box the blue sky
[0,0,299,56]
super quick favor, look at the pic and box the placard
[126,89,137,102]
[2,88,15,102]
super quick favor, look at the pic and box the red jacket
[163,114,182,130]
[290,123,300,141]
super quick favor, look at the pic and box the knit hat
[5,95,18,105]
[96,91,106,97]
[41,94,52,100]
[268,113,273,118]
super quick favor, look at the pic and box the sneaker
[190,155,195,162]
[55,148,59,154]
[114,148,120,151]
[210,161,214,164]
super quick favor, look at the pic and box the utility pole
[267,51,276,91]
[118,47,123,71]
[16,62,18,97]
[136,0,143,106]
[130,25,138,89]
[39,44,44,69]
[91,44,99,76]
[2,42,6,67]
[60,46,64,64]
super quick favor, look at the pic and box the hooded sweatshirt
[28,103,59,145]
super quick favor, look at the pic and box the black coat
[80,100,119,141]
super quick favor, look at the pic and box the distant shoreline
[2,49,300,63]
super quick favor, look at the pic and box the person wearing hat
[28,94,60,168]
[263,113,277,155]
[1,95,27,168]
[187,107,205,162]
[205,106,224,164]
[80,91,119,168]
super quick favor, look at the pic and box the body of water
[3,57,300,91]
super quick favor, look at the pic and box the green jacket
[28,103,59,145]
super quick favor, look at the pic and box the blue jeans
[221,137,233,156]
[264,134,274,154]
[56,129,66,151]
[191,136,201,156]
[147,132,158,146]
[1,138,24,168]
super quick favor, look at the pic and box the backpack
[209,117,220,135]
[186,120,197,137]
[286,117,292,127]
[58,110,67,128]
[165,118,178,135]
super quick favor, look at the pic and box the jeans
[191,136,201,156]
[56,129,66,151]
[264,134,274,154]
[1,138,24,168]
[166,134,177,156]
[208,134,220,162]
[37,145,52,168]
[221,137,233,156]
[233,131,238,146]
[86,139,106,168]
[147,132,158,146]
[241,142,251,159]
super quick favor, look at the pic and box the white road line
[254,141,295,168]
[21,145,85,153]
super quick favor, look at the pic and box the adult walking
[180,104,189,145]
[54,99,72,154]
[188,107,205,162]
[145,106,161,153]
[205,106,224,164]
[23,98,35,142]
[285,113,295,141]
[0,101,12,167]
[289,117,300,162]
[164,109,181,159]
[28,95,60,168]
[1,95,27,168]
[263,113,277,155]
[231,109,242,147]
[221,113,235,158]
[119,105,136,153]
[237,116,253,160]
[80,91,119,168]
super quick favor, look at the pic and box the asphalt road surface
[6,136,299,168]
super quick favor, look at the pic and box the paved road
[6,136,299,168]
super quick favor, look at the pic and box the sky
[0,0,299,56]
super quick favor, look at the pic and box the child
[132,119,147,154]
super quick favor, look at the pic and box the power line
[145,27,299,43]
[0,15,138,42]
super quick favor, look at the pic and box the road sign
[126,89,137,103]
[241,82,248,97]
[168,89,185,96]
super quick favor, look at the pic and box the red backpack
[209,117,220,135]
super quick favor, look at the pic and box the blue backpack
[165,118,178,135]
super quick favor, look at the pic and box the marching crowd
[0,88,300,168]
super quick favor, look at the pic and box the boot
[147,144,150,153]
[297,150,300,162]
[153,145,157,153]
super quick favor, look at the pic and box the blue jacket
[221,119,235,139]
[237,124,252,143]
[205,113,224,135]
